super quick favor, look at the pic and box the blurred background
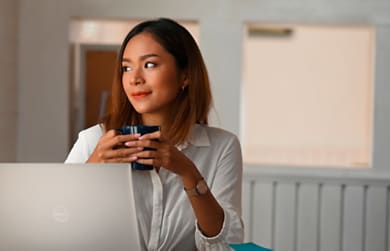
[1,1,390,250]
[2,0,388,168]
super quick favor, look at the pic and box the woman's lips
[131,91,152,99]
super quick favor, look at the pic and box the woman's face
[121,32,185,120]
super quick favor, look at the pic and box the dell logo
[51,206,70,223]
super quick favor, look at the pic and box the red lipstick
[131,91,152,99]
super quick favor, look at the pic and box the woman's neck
[141,113,169,134]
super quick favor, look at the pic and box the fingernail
[125,141,135,147]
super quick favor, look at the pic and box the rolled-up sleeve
[195,133,244,250]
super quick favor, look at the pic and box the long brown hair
[103,18,212,145]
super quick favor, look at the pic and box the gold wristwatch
[184,178,208,196]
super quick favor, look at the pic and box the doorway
[69,44,119,145]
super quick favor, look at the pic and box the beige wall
[0,0,18,161]
[242,25,374,167]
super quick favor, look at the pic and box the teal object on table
[229,242,272,251]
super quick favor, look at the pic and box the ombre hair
[102,18,212,145]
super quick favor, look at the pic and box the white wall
[3,0,390,167]
[0,0,18,161]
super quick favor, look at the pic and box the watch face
[196,180,208,195]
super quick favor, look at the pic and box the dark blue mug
[116,125,160,170]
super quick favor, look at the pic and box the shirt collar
[177,124,210,151]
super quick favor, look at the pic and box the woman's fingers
[103,146,143,159]
[92,129,186,170]
[102,155,138,163]
[104,130,141,149]
[138,130,161,141]
[126,137,160,149]
[89,130,143,162]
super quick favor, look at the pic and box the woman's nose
[131,77,144,86]
[130,68,145,86]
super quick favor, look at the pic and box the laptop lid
[0,163,141,251]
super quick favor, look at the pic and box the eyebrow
[122,53,160,63]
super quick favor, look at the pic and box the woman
[66,18,243,251]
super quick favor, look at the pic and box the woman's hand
[126,131,199,179]
[87,129,144,163]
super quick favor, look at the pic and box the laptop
[0,163,141,251]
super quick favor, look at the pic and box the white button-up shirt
[65,124,244,251]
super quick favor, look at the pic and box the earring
[181,85,186,91]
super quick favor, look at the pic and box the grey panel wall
[243,167,390,251]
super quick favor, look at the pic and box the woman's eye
[145,62,156,68]
[122,66,132,72]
